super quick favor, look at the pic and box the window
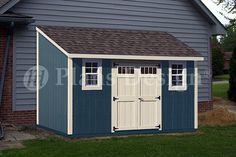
[141,66,157,74]
[82,59,102,90]
[169,62,187,91]
[118,66,134,74]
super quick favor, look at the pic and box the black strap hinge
[113,127,119,131]
[156,96,161,100]
[156,125,161,130]
[113,97,119,101]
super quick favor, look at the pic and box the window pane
[92,68,98,73]
[131,68,134,74]
[141,67,144,74]
[153,68,157,74]
[92,63,98,67]
[172,69,177,74]
[149,67,153,74]
[86,63,92,67]
[178,69,183,74]
[118,67,122,74]
[86,68,91,73]
[172,64,178,69]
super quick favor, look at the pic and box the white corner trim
[36,31,39,125]
[82,59,103,91]
[69,54,204,61]
[36,27,70,57]
[168,61,187,91]
[67,58,73,135]
[194,62,198,129]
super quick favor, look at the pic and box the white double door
[112,62,162,132]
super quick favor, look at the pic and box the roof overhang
[192,0,227,35]
[36,27,204,61]
[0,0,20,14]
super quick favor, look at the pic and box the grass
[1,125,236,157]
[213,74,229,81]
[213,83,229,100]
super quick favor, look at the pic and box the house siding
[0,27,36,125]
[72,59,194,137]
[38,34,68,134]
[11,0,211,111]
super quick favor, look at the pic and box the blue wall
[162,61,195,132]
[73,59,195,137]
[39,34,68,134]
[73,59,112,136]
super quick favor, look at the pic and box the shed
[36,26,204,137]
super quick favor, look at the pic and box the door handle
[139,98,144,101]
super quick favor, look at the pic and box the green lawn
[213,74,229,81]
[213,83,229,100]
[2,125,236,157]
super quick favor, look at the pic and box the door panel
[140,101,158,129]
[117,101,137,130]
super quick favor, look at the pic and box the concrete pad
[4,131,36,142]
[0,131,36,151]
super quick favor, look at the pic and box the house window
[169,62,187,91]
[82,59,102,90]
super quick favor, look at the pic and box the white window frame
[82,59,102,91]
[169,61,187,91]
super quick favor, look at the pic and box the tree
[215,0,236,26]
[220,23,236,51]
[228,47,236,102]
[212,47,224,77]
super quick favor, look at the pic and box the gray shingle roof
[39,26,202,57]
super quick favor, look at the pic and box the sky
[201,0,235,25]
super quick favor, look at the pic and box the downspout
[0,22,14,107]
[0,22,14,140]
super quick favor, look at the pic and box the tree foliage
[212,47,225,77]
[221,24,236,51]
[216,0,236,26]
[228,47,236,102]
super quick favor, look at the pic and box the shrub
[228,47,236,102]
[212,47,224,77]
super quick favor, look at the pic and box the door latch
[113,97,119,101]
[156,96,161,100]
[139,98,144,101]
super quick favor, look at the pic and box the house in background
[224,51,233,71]
[0,0,226,136]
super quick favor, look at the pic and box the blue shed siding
[73,59,195,137]
[38,34,68,134]
[73,59,112,136]
[11,0,211,111]
[162,61,195,131]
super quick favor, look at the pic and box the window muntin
[82,59,102,90]
[169,62,187,91]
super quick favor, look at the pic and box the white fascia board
[68,54,204,61]
[36,27,70,57]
